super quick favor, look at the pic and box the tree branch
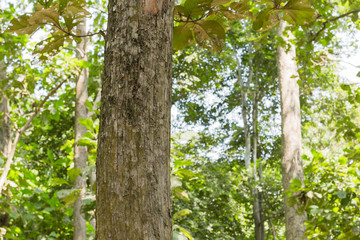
[310,8,360,42]
[52,23,106,39]
[0,76,71,195]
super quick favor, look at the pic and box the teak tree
[5,0,317,238]
[95,0,174,238]
[73,19,88,240]
[277,20,307,239]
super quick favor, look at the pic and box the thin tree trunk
[237,53,264,240]
[237,56,251,170]
[0,64,10,167]
[0,95,11,197]
[0,77,68,195]
[252,92,265,240]
[96,0,174,239]
[0,61,11,227]
[276,20,307,240]
[73,19,88,240]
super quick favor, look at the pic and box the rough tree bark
[96,0,174,239]
[276,20,307,240]
[73,19,88,240]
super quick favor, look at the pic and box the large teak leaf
[194,20,226,52]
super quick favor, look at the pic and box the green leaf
[173,209,192,220]
[174,187,190,202]
[229,1,250,13]
[78,118,94,131]
[173,225,194,240]
[77,138,97,147]
[5,15,39,35]
[63,5,91,18]
[50,177,69,186]
[85,99,93,110]
[57,188,80,207]
[339,156,347,165]
[193,20,226,52]
[282,0,316,25]
[175,5,189,16]
[175,168,195,178]
[47,149,54,161]
[33,31,67,55]
[29,6,60,26]
[184,0,211,18]
[68,168,81,183]
[340,84,351,92]
[253,9,279,32]
[173,23,194,50]
[211,0,232,6]
[291,178,302,187]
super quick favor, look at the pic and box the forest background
[1,0,360,239]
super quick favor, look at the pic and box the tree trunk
[0,62,10,170]
[96,0,174,239]
[276,20,307,240]
[237,55,251,170]
[73,19,88,240]
[237,53,264,240]
[252,93,265,240]
[0,96,11,195]
[0,76,68,195]
[0,61,11,227]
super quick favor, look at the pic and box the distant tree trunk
[0,72,68,195]
[237,54,265,240]
[0,64,10,167]
[0,96,11,189]
[238,55,251,170]
[252,92,265,240]
[0,61,11,227]
[73,20,88,240]
[96,0,174,239]
[276,20,307,240]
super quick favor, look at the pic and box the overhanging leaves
[283,0,316,25]
[194,20,226,52]
[184,0,211,18]
[173,23,194,50]
[5,15,39,35]
[211,0,232,7]
[33,31,68,55]
[253,9,279,32]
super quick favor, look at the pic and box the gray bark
[237,56,251,170]
[0,98,10,167]
[0,62,11,226]
[96,0,174,239]
[276,20,307,240]
[0,62,10,165]
[73,20,88,240]
[252,93,265,240]
[237,54,265,240]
